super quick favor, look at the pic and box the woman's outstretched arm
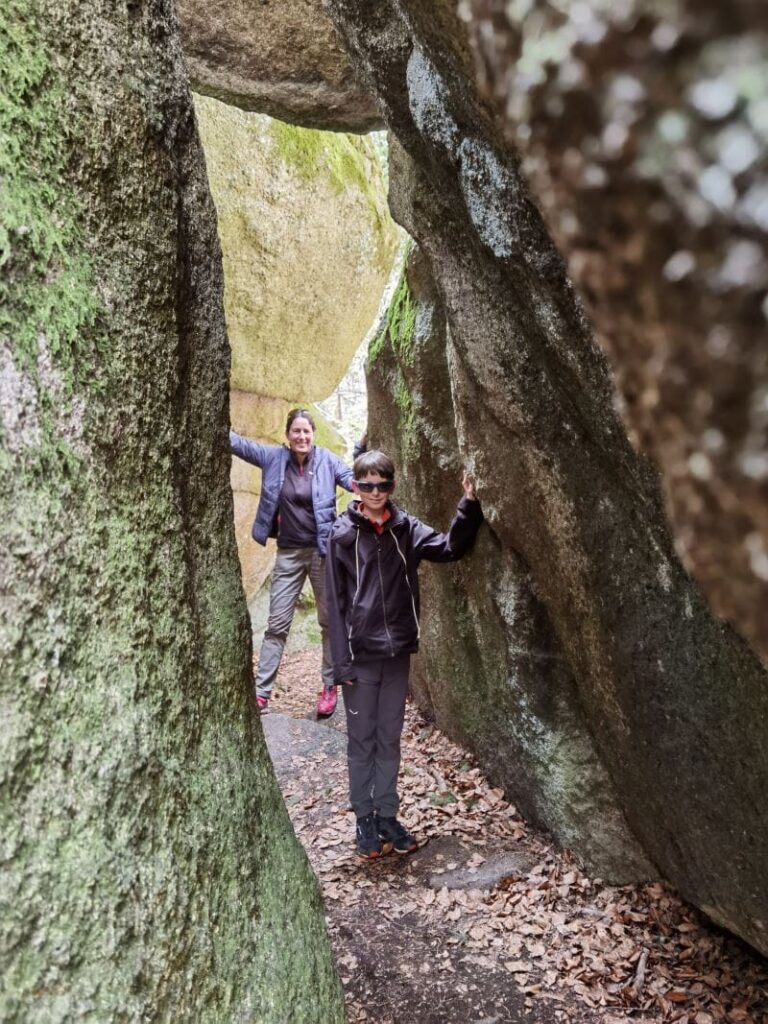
[229,430,268,468]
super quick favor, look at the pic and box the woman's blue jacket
[230,431,356,557]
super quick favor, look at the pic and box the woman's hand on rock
[462,470,476,500]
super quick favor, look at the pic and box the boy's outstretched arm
[229,430,267,467]
[413,472,483,563]
[325,533,356,683]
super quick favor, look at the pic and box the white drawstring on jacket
[392,532,421,641]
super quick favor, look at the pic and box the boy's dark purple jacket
[325,497,483,683]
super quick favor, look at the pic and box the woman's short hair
[354,450,395,480]
[285,408,316,433]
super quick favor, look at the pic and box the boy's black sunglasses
[354,479,395,493]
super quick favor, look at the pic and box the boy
[325,450,483,859]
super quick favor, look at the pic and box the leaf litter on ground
[266,648,768,1024]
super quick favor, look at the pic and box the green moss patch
[369,252,416,366]
[267,119,394,269]
[394,375,419,461]
[0,2,100,384]
[268,120,371,195]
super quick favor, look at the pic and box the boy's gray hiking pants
[342,654,410,818]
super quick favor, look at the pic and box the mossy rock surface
[0,2,344,1020]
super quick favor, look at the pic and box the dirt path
[265,649,768,1024]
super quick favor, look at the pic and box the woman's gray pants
[255,547,334,699]
[342,655,411,818]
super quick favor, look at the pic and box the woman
[230,408,364,717]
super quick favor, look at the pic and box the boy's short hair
[353,449,395,480]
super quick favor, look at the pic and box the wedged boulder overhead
[177,0,380,131]
[464,0,768,662]
[326,0,768,955]
[194,93,399,401]
[0,1,343,1018]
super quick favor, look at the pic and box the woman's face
[286,416,314,455]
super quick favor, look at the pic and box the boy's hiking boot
[375,814,418,854]
[256,695,269,714]
[316,685,337,718]
[355,813,392,859]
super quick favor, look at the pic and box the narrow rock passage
[265,650,768,1024]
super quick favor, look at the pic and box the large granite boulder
[177,0,380,131]
[327,0,768,957]
[194,94,399,401]
[0,1,343,1019]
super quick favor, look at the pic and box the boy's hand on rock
[462,470,477,501]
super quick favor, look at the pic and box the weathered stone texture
[0,2,343,1019]
[177,0,381,131]
[327,0,768,955]
[466,0,768,662]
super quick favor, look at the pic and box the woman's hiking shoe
[356,812,392,859]
[256,695,269,714]
[375,815,418,854]
[316,685,338,718]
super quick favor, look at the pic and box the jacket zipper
[377,537,395,656]
[348,528,361,661]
